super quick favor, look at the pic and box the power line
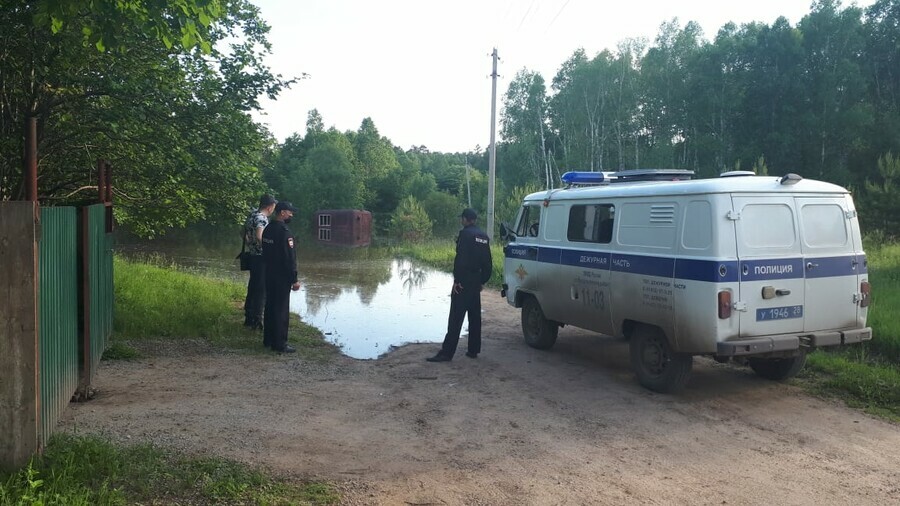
[546,0,572,33]
[517,0,537,30]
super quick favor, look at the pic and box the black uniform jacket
[453,224,493,288]
[262,220,298,284]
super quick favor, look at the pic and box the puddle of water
[117,239,466,359]
[291,257,465,359]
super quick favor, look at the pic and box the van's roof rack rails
[610,169,695,182]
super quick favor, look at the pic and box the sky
[249,0,876,154]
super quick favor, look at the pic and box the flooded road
[120,239,463,358]
[293,256,460,359]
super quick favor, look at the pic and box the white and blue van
[500,170,872,393]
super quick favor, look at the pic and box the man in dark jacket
[427,208,493,362]
[262,201,301,353]
[243,194,276,330]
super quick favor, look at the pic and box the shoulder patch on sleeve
[288,237,294,248]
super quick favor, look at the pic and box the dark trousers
[440,287,482,357]
[263,277,291,350]
[244,255,266,323]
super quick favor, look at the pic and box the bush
[389,196,432,243]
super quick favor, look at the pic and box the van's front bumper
[717,327,873,357]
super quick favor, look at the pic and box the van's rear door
[796,197,860,331]
[732,196,805,336]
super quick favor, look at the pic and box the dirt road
[61,293,900,505]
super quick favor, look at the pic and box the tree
[799,0,871,183]
[423,192,462,238]
[501,69,552,188]
[272,128,363,232]
[861,0,900,180]
[0,0,294,236]
[352,118,401,211]
[33,0,225,53]
[640,19,704,169]
[390,196,431,243]
[862,152,900,233]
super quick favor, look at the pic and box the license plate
[756,305,803,321]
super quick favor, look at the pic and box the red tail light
[718,291,732,319]
[860,281,871,308]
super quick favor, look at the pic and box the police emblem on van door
[515,264,528,281]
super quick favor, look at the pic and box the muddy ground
[61,293,900,505]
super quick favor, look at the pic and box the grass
[803,349,900,421]
[101,341,140,361]
[797,239,900,420]
[112,256,336,361]
[113,255,244,340]
[0,434,338,505]
[862,240,900,362]
[393,240,505,288]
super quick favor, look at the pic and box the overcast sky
[249,0,875,153]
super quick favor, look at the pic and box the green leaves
[32,0,225,53]
[1,0,287,236]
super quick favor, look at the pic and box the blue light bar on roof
[561,171,605,185]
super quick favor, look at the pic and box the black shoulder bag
[237,232,251,271]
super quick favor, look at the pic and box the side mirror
[499,222,515,241]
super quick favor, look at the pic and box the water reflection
[293,257,465,359]
[399,260,428,294]
[116,239,464,359]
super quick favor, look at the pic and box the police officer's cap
[460,208,478,220]
[275,201,298,213]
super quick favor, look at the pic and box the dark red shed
[313,209,372,247]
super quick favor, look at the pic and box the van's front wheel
[521,297,558,350]
[629,325,692,393]
[748,353,807,381]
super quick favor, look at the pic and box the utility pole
[464,153,471,207]
[487,48,498,240]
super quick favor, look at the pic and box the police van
[499,170,872,393]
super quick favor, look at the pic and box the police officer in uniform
[262,201,301,353]
[427,208,493,362]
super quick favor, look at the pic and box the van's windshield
[516,204,542,237]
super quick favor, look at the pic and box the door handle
[762,286,792,299]
[806,262,818,270]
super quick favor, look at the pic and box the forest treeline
[1,0,898,238]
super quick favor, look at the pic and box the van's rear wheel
[521,297,558,350]
[629,325,692,393]
[748,353,807,381]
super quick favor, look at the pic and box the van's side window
[516,205,542,237]
[567,204,615,244]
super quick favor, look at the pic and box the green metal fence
[38,207,79,444]
[35,204,114,445]
[85,203,114,382]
